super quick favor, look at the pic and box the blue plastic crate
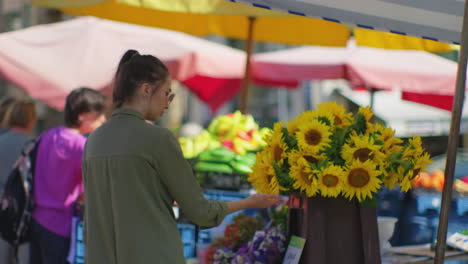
[397,192,441,246]
[456,196,468,217]
[398,192,468,247]
[431,197,468,239]
[376,187,405,218]
[177,223,197,258]
[182,242,196,259]
[177,223,196,243]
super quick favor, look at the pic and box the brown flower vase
[287,193,381,264]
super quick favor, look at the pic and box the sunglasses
[167,93,175,103]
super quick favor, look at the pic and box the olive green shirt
[83,108,228,264]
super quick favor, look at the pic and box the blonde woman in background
[0,98,37,264]
[0,97,16,133]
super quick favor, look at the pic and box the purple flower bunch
[231,225,287,264]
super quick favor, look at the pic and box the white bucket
[377,216,398,254]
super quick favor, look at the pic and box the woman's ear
[78,113,84,123]
[141,83,152,97]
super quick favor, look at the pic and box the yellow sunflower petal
[403,136,424,159]
[399,174,413,192]
[358,106,374,122]
[382,171,399,189]
[248,150,277,194]
[265,121,288,165]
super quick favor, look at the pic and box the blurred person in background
[0,98,37,264]
[30,88,106,264]
[0,97,16,133]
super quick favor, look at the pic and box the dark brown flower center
[305,130,322,146]
[300,171,312,185]
[411,168,421,179]
[304,155,319,164]
[273,145,283,163]
[353,148,374,162]
[322,174,339,187]
[334,116,342,125]
[266,171,274,183]
[348,168,370,188]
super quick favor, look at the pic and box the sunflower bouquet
[248,102,432,203]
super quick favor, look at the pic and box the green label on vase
[282,236,306,264]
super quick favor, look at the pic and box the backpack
[0,137,41,249]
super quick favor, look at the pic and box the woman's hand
[226,193,282,214]
[245,194,282,209]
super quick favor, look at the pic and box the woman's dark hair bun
[118,50,139,69]
[113,49,169,108]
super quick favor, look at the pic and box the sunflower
[358,106,374,122]
[248,152,280,194]
[299,109,335,126]
[403,136,424,159]
[293,110,315,124]
[368,122,386,135]
[410,152,432,180]
[317,165,346,198]
[296,120,332,153]
[382,171,399,189]
[287,150,303,168]
[265,122,288,165]
[382,137,403,154]
[248,152,271,193]
[317,102,352,128]
[287,118,302,135]
[290,157,318,197]
[343,160,382,202]
[342,134,386,164]
[397,167,413,192]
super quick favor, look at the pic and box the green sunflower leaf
[273,161,295,190]
[282,127,298,150]
[361,196,378,208]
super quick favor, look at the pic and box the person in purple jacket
[30,88,106,264]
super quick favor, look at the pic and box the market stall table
[383,244,468,264]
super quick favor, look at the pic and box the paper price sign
[282,236,306,264]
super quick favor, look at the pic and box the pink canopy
[252,45,459,111]
[0,17,245,111]
[252,46,348,87]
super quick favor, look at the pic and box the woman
[30,88,106,264]
[0,98,37,264]
[0,97,16,133]
[0,98,36,193]
[83,50,280,264]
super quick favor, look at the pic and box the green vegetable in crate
[195,162,233,174]
[461,230,468,236]
[179,131,221,159]
[234,153,256,166]
[178,137,195,158]
[198,147,236,163]
[230,162,253,174]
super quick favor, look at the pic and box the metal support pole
[369,88,376,110]
[434,2,468,263]
[239,16,256,114]
[0,0,4,33]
